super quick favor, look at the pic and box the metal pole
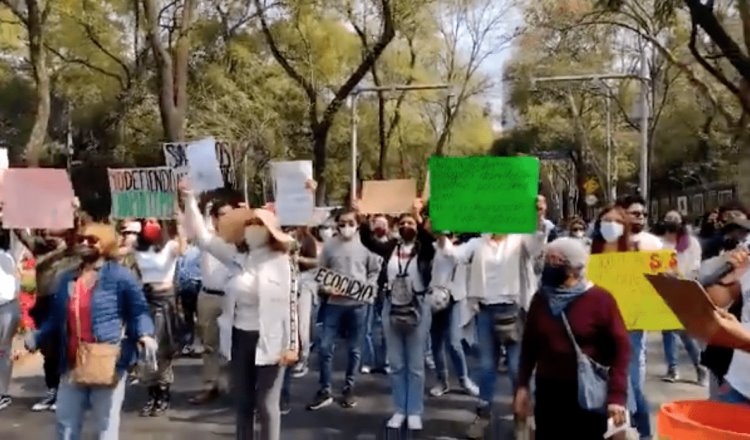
[639,46,650,202]
[243,152,249,204]
[350,94,359,205]
[605,88,615,201]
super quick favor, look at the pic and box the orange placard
[359,179,417,215]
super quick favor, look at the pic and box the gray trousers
[0,299,20,396]
[231,328,285,440]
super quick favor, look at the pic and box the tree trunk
[375,93,387,179]
[312,126,328,205]
[23,0,50,166]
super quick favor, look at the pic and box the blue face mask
[541,265,568,287]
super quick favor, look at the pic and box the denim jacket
[34,261,155,374]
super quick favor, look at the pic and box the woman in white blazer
[181,182,298,440]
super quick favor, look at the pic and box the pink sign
[1,168,75,229]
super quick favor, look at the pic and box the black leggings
[231,328,285,440]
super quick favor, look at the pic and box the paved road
[2,334,706,440]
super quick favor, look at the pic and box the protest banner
[164,139,235,187]
[359,179,417,215]
[185,138,224,192]
[646,274,718,341]
[428,156,539,233]
[587,250,682,331]
[271,160,314,226]
[314,267,376,304]
[1,168,75,229]
[108,167,176,219]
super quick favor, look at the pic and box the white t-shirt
[0,251,18,304]
[725,269,750,398]
[632,231,663,251]
[386,243,425,293]
[135,240,180,284]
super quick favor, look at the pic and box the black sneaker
[280,396,291,415]
[340,386,357,409]
[140,387,157,417]
[306,389,333,411]
[150,386,170,417]
[31,388,56,412]
[0,395,11,411]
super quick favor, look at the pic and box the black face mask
[663,221,680,234]
[541,265,568,287]
[399,227,417,243]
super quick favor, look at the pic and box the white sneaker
[386,413,406,429]
[407,415,423,431]
[0,395,12,411]
[460,377,480,397]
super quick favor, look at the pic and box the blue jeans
[628,330,652,438]
[662,330,700,370]
[477,303,522,406]
[431,299,469,383]
[383,299,432,415]
[716,382,750,405]
[318,303,367,391]
[56,373,127,440]
[361,299,387,369]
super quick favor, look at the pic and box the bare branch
[46,44,125,88]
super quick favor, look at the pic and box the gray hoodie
[320,235,382,306]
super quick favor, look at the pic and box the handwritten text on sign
[428,156,540,234]
[587,250,682,331]
[108,167,176,219]
[314,267,376,304]
[164,140,235,187]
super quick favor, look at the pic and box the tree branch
[0,0,28,25]
[253,0,316,105]
[45,44,125,88]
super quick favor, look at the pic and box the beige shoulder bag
[69,277,121,387]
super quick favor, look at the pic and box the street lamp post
[349,83,451,204]
[526,71,650,204]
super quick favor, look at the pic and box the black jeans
[30,295,60,390]
[178,281,200,346]
[231,328,285,440]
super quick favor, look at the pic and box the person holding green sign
[435,207,547,438]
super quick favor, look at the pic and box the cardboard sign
[1,168,75,229]
[645,274,718,341]
[163,139,235,187]
[359,179,417,215]
[428,156,539,233]
[314,267,376,304]
[108,167,176,219]
[271,160,314,226]
[587,251,682,330]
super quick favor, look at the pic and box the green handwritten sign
[428,156,539,233]
[108,167,176,219]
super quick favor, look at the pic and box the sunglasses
[78,235,100,245]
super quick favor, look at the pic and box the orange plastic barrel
[657,400,750,439]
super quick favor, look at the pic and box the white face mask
[339,225,357,239]
[244,225,270,249]
[319,227,334,241]
[573,230,584,239]
[599,221,624,243]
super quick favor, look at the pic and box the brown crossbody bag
[69,276,121,387]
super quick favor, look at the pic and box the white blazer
[183,193,297,365]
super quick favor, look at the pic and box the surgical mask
[599,221,624,243]
[572,230,584,238]
[319,227,334,241]
[541,265,568,287]
[339,225,357,239]
[244,225,270,249]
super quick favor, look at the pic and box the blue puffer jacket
[35,260,155,374]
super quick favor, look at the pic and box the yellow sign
[583,178,599,195]
[587,251,682,331]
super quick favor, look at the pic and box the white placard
[185,138,224,192]
[271,160,314,226]
[164,139,234,190]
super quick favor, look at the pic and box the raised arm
[436,236,481,264]
[180,186,237,267]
